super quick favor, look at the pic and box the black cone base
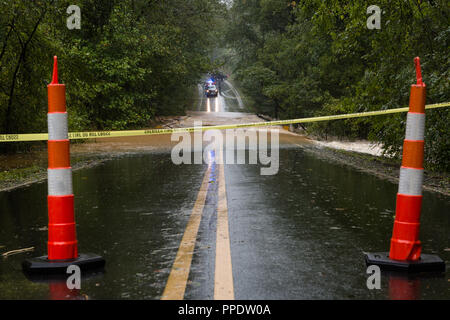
[365,252,445,273]
[22,253,105,276]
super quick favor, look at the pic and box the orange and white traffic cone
[365,57,445,273]
[23,56,105,276]
[46,55,78,260]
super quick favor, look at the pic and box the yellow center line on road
[214,149,235,300]
[161,148,234,300]
[161,164,212,300]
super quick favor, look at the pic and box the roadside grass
[0,165,46,187]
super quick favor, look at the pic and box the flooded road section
[0,80,449,300]
[0,154,207,299]
[0,146,448,300]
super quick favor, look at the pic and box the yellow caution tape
[1,102,449,143]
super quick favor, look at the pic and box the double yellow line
[161,150,234,300]
[1,102,448,143]
[161,164,212,300]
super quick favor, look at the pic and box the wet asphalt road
[0,81,449,300]
[197,80,244,113]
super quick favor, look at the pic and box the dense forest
[224,0,449,171]
[0,0,225,136]
[1,0,449,171]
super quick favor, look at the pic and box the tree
[224,0,450,171]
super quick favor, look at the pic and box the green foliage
[225,0,450,171]
[0,0,223,136]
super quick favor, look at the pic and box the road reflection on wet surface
[0,146,448,299]
[0,80,448,300]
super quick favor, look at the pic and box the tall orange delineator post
[365,57,445,273]
[23,57,105,276]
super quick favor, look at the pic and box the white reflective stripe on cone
[48,168,73,196]
[48,113,69,141]
[398,167,423,196]
[405,113,425,141]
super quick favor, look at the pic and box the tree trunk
[4,6,48,133]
